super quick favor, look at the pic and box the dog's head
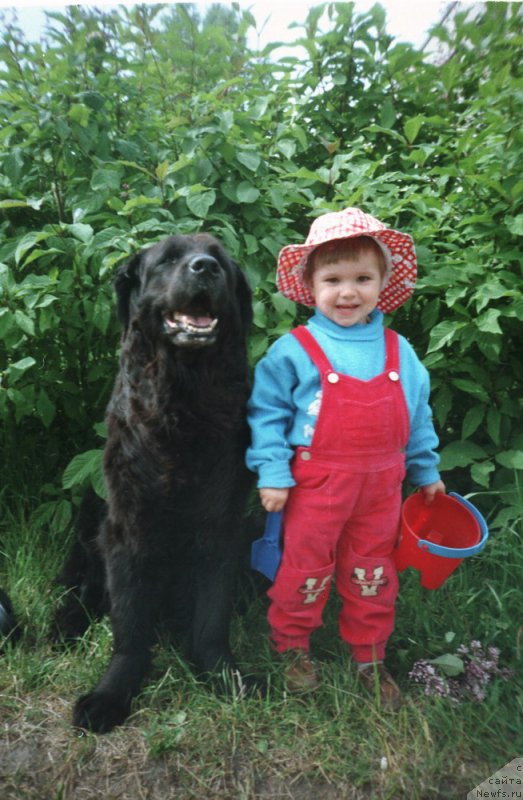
[115,234,252,349]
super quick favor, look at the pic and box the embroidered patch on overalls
[299,576,331,604]
[351,566,389,596]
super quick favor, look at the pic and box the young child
[246,207,445,707]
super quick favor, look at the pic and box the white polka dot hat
[276,207,418,313]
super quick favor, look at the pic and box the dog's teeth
[186,318,218,333]
[168,313,217,335]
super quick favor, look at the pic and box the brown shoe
[357,663,402,710]
[282,649,319,693]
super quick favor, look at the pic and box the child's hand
[419,480,446,505]
[260,488,289,513]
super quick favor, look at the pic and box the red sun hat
[276,207,417,313]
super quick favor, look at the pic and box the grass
[1,490,522,799]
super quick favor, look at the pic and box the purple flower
[409,640,513,703]
[409,660,453,699]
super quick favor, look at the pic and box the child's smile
[307,252,384,327]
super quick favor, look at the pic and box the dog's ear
[114,252,143,331]
[233,262,253,335]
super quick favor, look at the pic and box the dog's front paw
[73,690,130,734]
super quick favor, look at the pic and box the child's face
[307,252,384,327]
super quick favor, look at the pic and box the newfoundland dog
[52,233,253,733]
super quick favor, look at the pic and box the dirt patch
[0,689,488,800]
[0,695,367,800]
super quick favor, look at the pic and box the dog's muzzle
[163,255,223,348]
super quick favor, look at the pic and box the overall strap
[384,328,400,373]
[291,326,334,374]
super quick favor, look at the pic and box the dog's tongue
[185,314,214,328]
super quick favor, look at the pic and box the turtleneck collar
[308,308,384,340]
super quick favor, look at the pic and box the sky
[1,0,457,50]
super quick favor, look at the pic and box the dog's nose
[187,255,220,276]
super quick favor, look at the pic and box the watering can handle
[417,492,489,557]
[263,511,283,546]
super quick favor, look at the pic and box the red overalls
[267,325,410,663]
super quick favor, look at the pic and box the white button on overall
[327,372,339,384]
[301,451,311,461]
[388,370,400,382]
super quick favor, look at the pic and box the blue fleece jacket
[246,309,440,489]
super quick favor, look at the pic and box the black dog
[52,233,253,733]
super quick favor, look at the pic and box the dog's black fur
[52,233,253,733]
[0,588,21,650]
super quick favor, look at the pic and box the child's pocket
[291,458,331,492]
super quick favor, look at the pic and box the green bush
[0,3,521,535]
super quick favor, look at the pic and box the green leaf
[91,169,121,192]
[53,499,74,531]
[68,103,91,127]
[268,187,286,213]
[36,389,56,428]
[433,384,453,428]
[380,98,396,128]
[236,182,260,204]
[236,151,261,172]
[31,499,72,531]
[276,140,297,160]
[451,378,489,403]
[403,115,423,144]
[427,321,466,353]
[121,196,162,213]
[155,160,170,181]
[439,441,487,471]
[186,190,216,218]
[91,463,108,499]
[496,450,523,470]
[486,406,501,445]
[14,310,35,336]
[0,198,43,210]
[253,300,267,328]
[67,223,94,243]
[78,91,106,110]
[428,654,465,677]
[7,356,36,384]
[93,421,108,439]
[461,405,485,439]
[62,449,104,490]
[218,110,234,132]
[7,385,35,422]
[476,309,502,335]
[243,234,259,255]
[92,294,112,333]
[271,292,295,316]
[0,309,13,338]
[506,214,523,236]
[15,231,53,265]
[249,333,269,363]
[471,461,495,488]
